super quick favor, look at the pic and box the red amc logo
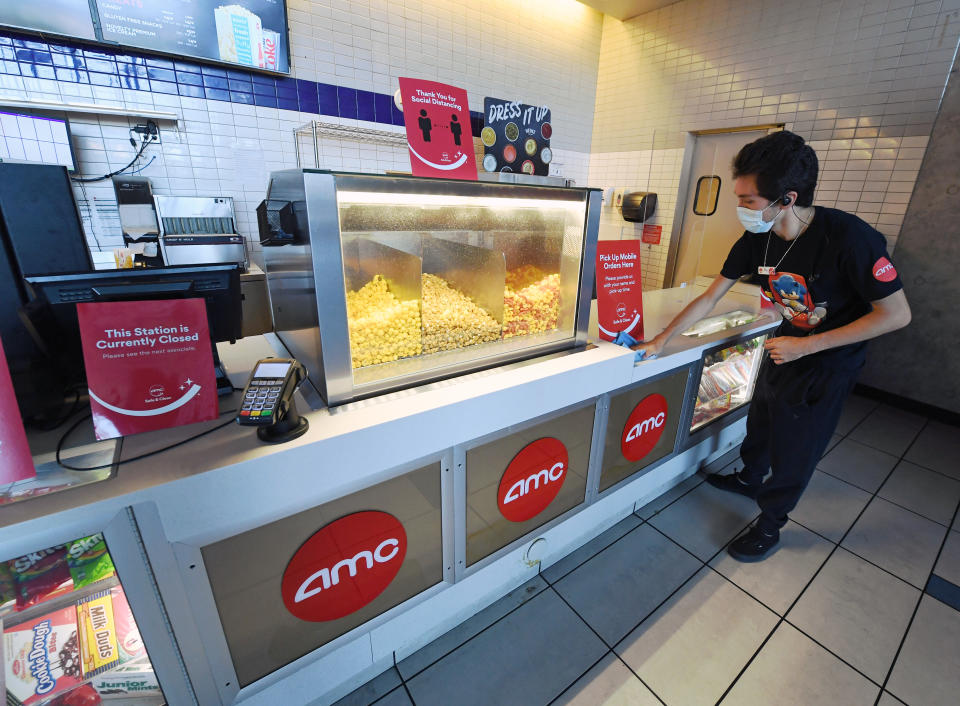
[621,393,669,462]
[873,257,898,283]
[281,511,407,622]
[497,437,569,523]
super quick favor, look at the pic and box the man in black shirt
[633,131,911,561]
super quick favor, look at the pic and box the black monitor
[24,264,242,396]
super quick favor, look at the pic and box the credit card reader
[236,358,309,443]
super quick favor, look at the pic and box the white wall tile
[588,0,958,270]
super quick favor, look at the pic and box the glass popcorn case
[261,170,601,405]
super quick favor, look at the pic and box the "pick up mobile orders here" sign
[595,241,644,343]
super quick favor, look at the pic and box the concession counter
[1,170,778,706]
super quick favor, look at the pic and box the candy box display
[76,590,120,679]
[262,170,601,405]
[4,607,83,704]
[91,660,160,699]
[7,546,73,611]
[691,335,766,431]
[108,587,146,664]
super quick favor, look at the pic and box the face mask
[737,201,783,233]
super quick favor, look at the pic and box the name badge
[758,266,776,275]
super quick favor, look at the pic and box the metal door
[669,128,779,286]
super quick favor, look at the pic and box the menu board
[94,0,289,73]
[481,97,552,177]
[0,2,97,40]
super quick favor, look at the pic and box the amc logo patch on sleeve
[873,257,898,282]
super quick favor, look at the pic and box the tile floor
[334,395,960,706]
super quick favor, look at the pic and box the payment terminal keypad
[239,378,284,423]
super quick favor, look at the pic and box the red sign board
[641,224,662,244]
[77,299,219,440]
[596,241,644,342]
[497,437,568,522]
[398,77,477,180]
[0,338,35,485]
[621,393,669,462]
[281,511,407,622]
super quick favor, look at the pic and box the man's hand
[763,336,813,365]
[632,334,668,360]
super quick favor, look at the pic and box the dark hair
[732,130,819,207]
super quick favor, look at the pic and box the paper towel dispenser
[622,191,657,223]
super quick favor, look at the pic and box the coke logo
[873,257,897,282]
[281,511,407,622]
[621,393,668,462]
[497,437,569,522]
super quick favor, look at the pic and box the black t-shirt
[721,207,903,371]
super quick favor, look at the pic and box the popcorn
[421,274,501,353]
[346,275,421,369]
[345,268,562,368]
[503,266,561,338]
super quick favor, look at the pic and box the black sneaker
[706,471,761,499]
[728,525,780,563]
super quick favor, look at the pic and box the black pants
[739,356,858,534]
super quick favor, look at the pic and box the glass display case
[2,536,163,705]
[691,334,767,431]
[262,170,601,405]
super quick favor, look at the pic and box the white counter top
[0,286,778,554]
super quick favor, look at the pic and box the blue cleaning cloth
[613,331,657,362]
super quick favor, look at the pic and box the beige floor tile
[878,461,960,526]
[887,595,960,706]
[817,438,898,493]
[790,470,872,543]
[787,548,919,683]
[553,653,661,706]
[649,481,758,560]
[720,622,879,705]
[848,404,925,457]
[711,521,833,615]
[904,420,960,480]
[617,568,778,706]
[933,530,960,587]
[842,497,947,588]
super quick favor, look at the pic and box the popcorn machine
[261,170,601,405]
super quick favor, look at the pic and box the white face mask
[736,201,783,233]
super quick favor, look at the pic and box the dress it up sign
[77,298,219,440]
[397,77,477,180]
[481,97,552,176]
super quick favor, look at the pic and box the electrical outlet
[132,122,161,144]
[613,188,625,209]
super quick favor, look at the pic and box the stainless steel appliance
[261,169,602,406]
[113,176,163,266]
[155,196,247,269]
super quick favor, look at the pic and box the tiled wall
[590,146,685,288]
[588,0,960,289]
[858,51,960,412]
[0,0,603,261]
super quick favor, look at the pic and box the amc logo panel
[465,404,595,566]
[600,369,689,493]
[201,463,442,687]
